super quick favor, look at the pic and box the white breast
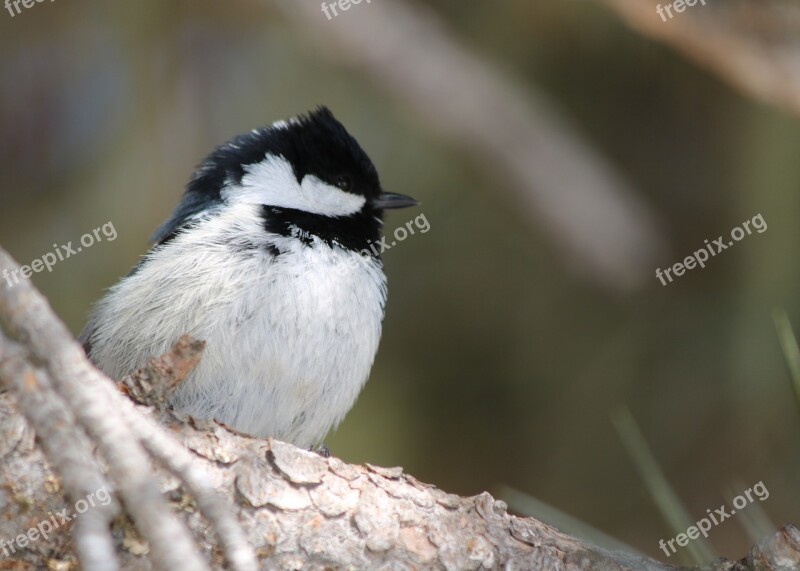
[86,203,387,448]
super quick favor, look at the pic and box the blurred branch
[268,0,666,291]
[597,0,800,117]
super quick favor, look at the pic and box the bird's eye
[335,175,352,191]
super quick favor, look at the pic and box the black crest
[151,107,384,248]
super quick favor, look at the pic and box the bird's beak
[371,192,419,209]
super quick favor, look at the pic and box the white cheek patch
[223,155,366,217]
[298,175,367,217]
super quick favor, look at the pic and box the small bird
[80,107,417,449]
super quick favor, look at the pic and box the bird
[80,107,418,449]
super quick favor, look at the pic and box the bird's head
[152,107,417,252]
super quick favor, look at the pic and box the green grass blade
[498,484,643,555]
[612,407,716,564]
[772,309,800,412]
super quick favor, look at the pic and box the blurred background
[1,0,799,565]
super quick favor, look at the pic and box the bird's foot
[312,444,331,458]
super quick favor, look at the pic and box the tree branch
[0,243,797,569]
[0,247,249,571]
[0,334,119,570]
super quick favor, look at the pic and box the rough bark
[0,247,798,570]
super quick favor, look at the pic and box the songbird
[81,107,418,449]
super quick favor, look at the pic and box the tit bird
[80,107,417,448]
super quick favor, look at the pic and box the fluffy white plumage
[82,108,415,448]
[85,201,386,448]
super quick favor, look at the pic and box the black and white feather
[81,107,417,448]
